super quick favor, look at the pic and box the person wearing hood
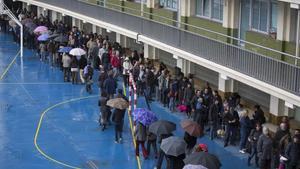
[122,56,133,87]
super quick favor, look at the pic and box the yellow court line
[0,50,20,80]
[123,83,142,169]
[34,95,99,169]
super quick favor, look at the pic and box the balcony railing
[31,0,300,96]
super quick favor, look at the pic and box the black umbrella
[160,136,187,156]
[54,35,68,43]
[184,152,221,169]
[149,120,176,135]
[48,33,60,39]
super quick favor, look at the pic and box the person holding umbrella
[134,122,149,159]
[107,98,129,143]
[149,120,176,169]
[181,120,202,155]
[184,151,221,169]
[160,136,186,169]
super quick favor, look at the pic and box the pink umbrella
[33,26,48,34]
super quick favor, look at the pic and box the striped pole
[128,74,132,115]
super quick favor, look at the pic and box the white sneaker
[239,150,246,154]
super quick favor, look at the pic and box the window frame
[159,0,178,10]
[195,0,223,23]
[250,0,277,34]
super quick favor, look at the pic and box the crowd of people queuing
[1,7,299,169]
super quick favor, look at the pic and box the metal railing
[26,0,300,96]
[1,1,23,57]
[78,0,299,66]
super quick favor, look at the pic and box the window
[251,0,277,33]
[159,0,177,9]
[196,0,223,22]
[134,0,146,3]
[212,0,223,20]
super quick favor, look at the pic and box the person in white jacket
[123,56,133,87]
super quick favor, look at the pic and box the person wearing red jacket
[110,50,121,78]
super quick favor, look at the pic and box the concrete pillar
[180,0,196,17]
[222,0,239,29]
[23,2,30,11]
[144,44,158,60]
[116,32,121,43]
[269,95,289,116]
[92,25,97,34]
[147,0,159,8]
[37,7,43,17]
[119,34,128,48]
[51,11,57,23]
[72,17,76,27]
[277,2,292,41]
[174,56,193,76]
[218,74,237,93]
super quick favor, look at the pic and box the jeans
[147,140,158,157]
[209,122,217,140]
[115,123,123,142]
[239,129,250,150]
[224,125,237,145]
[63,67,70,81]
[169,97,175,111]
[248,144,259,166]
[156,148,165,169]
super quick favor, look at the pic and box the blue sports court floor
[0,32,256,169]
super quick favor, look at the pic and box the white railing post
[1,1,24,58]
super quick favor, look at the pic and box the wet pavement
[0,32,256,169]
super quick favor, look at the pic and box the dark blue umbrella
[58,47,73,53]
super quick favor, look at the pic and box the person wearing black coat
[78,56,87,83]
[165,153,185,169]
[208,100,220,140]
[112,108,126,143]
[253,105,266,124]
[285,135,300,169]
[257,127,273,169]
[98,92,109,131]
[248,123,262,167]
[223,107,239,147]
[155,133,173,169]
[184,132,197,155]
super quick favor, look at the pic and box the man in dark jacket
[273,122,291,168]
[248,123,262,167]
[257,127,273,169]
[253,105,266,124]
[103,73,117,99]
[223,107,239,147]
[112,108,126,143]
[208,100,220,140]
[285,135,300,169]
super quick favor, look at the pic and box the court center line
[123,83,142,169]
[0,50,20,80]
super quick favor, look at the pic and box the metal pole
[141,0,144,17]
[177,0,181,28]
[295,9,300,65]
[20,25,23,58]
